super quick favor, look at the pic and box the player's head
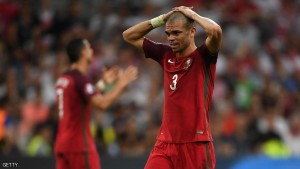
[165,12,195,53]
[66,38,93,65]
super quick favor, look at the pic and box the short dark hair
[66,38,85,63]
[166,12,195,30]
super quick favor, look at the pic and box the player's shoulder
[143,38,171,51]
[56,71,74,88]
[64,70,88,81]
[194,44,218,65]
[197,43,218,57]
[196,44,206,53]
[57,70,87,86]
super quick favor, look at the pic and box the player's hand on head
[102,66,120,84]
[163,10,176,22]
[118,65,138,86]
[172,6,196,20]
[173,6,193,10]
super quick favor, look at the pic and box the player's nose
[168,35,175,41]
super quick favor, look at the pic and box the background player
[123,6,222,169]
[54,38,138,169]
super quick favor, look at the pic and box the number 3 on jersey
[170,74,178,90]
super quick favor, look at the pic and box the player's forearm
[122,20,153,47]
[193,14,222,41]
[123,20,153,40]
[93,82,127,110]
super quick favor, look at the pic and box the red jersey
[54,69,97,153]
[143,38,218,143]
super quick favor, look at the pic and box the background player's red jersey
[143,38,218,143]
[54,69,97,153]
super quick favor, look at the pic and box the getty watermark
[2,163,18,168]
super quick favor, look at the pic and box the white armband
[150,15,165,28]
[97,80,106,91]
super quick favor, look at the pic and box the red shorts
[55,151,101,169]
[144,140,215,169]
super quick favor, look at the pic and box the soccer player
[54,38,138,169]
[123,6,222,169]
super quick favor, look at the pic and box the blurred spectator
[18,85,49,154]
[0,0,20,34]
[27,122,53,157]
[281,111,300,156]
[15,1,40,47]
[0,97,7,141]
[37,0,55,32]
[234,66,256,110]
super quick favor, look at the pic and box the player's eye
[173,31,181,36]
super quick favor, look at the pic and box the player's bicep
[205,25,222,54]
[130,37,144,51]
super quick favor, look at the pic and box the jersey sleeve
[198,44,218,64]
[143,38,168,65]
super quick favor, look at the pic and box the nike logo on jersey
[168,59,175,64]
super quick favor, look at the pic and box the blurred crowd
[0,0,300,159]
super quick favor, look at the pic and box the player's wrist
[150,15,165,28]
[97,79,116,92]
[97,80,106,91]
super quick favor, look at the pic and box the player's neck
[176,44,197,58]
[71,62,88,74]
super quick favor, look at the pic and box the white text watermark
[2,163,18,168]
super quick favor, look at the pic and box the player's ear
[79,49,84,59]
[80,46,87,57]
[190,26,196,37]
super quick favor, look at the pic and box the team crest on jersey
[85,83,95,94]
[183,58,193,70]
